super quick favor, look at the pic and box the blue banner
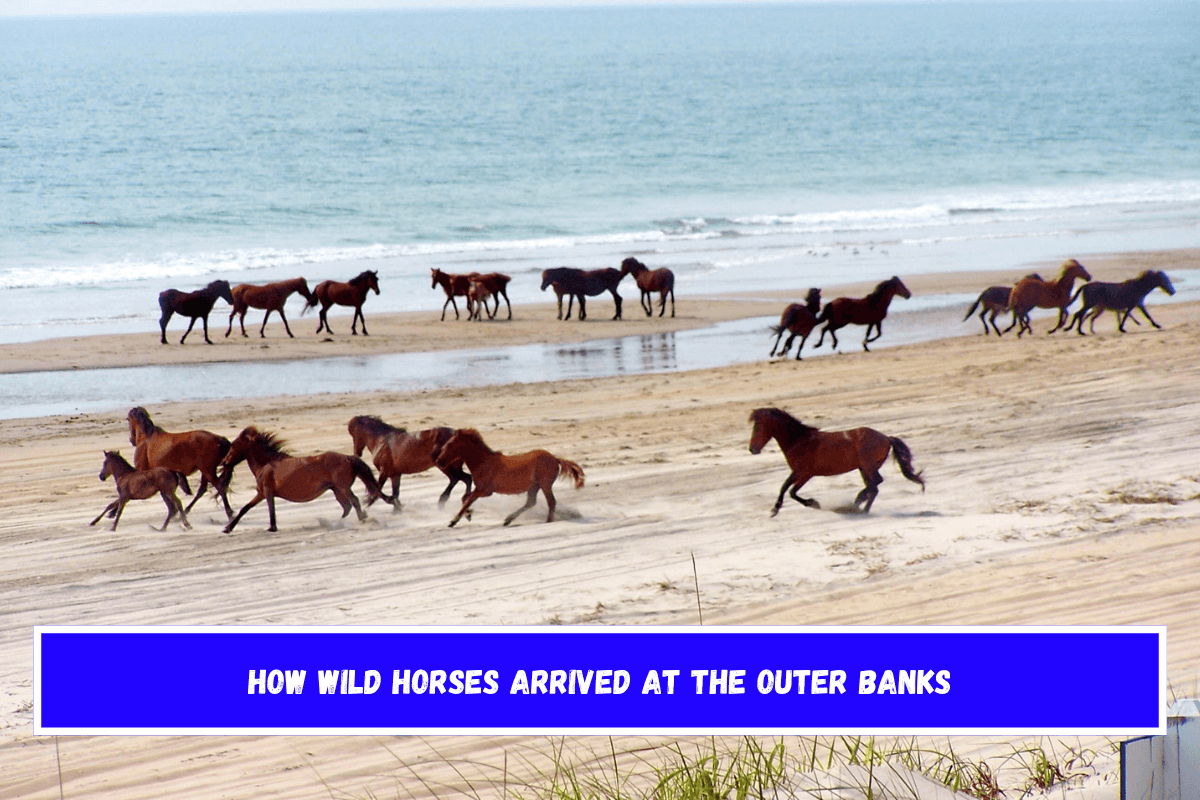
[34,626,1164,735]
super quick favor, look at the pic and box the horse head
[99,450,117,481]
[804,287,822,314]
[620,257,647,277]
[296,278,316,304]
[365,271,380,295]
[889,276,912,300]
[540,270,556,292]
[1061,259,1092,283]
[127,406,154,446]
[212,280,234,305]
[222,426,287,469]
[1153,271,1176,295]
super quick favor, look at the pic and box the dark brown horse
[540,267,623,321]
[748,407,924,516]
[619,257,676,318]
[158,280,235,344]
[91,450,191,532]
[1066,270,1175,335]
[431,268,475,321]
[434,428,585,527]
[469,272,513,320]
[225,277,315,338]
[128,406,233,520]
[1004,259,1091,336]
[962,273,1043,336]
[219,427,382,534]
[347,415,472,509]
[769,288,822,360]
[814,276,911,352]
[305,270,380,335]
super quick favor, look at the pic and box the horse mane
[749,408,818,441]
[351,270,377,285]
[621,257,647,274]
[128,406,161,436]
[103,449,133,468]
[243,426,290,457]
[353,415,405,437]
[866,277,901,302]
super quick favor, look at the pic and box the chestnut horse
[434,428,585,527]
[1004,259,1091,337]
[1066,270,1175,335]
[748,407,924,516]
[158,279,235,344]
[467,277,492,321]
[769,288,822,359]
[540,267,623,321]
[306,270,380,335]
[962,273,1042,336]
[128,406,233,520]
[814,276,911,352]
[431,268,474,321]
[225,277,315,338]
[220,427,382,534]
[619,257,676,318]
[91,450,191,532]
[347,415,472,509]
[469,272,513,320]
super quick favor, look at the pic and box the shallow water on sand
[4,278,1196,421]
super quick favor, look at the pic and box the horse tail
[556,458,586,489]
[301,286,320,315]
[962,294,983,322]
[350,455,383,502]
[888,437,925,492]
[1067,284,1085,309]
[175,472,193,496]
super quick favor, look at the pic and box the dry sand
[1,250,1197,799]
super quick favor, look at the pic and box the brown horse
[434,428,585,527]
[1004,259,1092,336]
[540,267,623,321]
[128,406,234,520]
[431,268,476,321]
[467,277,492,321]
[1066,270,1175,335]
[962,274,1043,336]
[748,407,924,516]
[347,415,472,509]
[619,257,676,318]
[769,288,822,359]
[225,277,316,338]
[158,280,235,344]
[469,272,513,320]
[220,427,382,534]
[91,451,191,532]
[305,270,380,335]
[814,276,911,352]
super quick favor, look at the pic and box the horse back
[785,427,889,476]
[259,452,358,502]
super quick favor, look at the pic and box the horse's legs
[773,473,817,516]
[555,291,565,320]
[668,288,675,318]
[353,305,368,335]
[769,327,787,357]
[158,489,180,531]
[442,296,458,321]
[658,290,668,317]
[225,306,240,338]
[184,475,209,514]
[179,316,198,344]
[862,323,879,352]
[224,492,265,534]
[641,290,652,317]
[501,290,512,320]
[578,295,588,321]
[199,314,214,344]
[1046,308,1069,334]
[504,486,540,526]
[316,303,333,334]
[855,468,884,513]
[543,482,557,523]
[159,310,174,344]
[448,488,485,528]
[171,490,191,530]
[794,332,810,361]
[610,290,621,320]
[91,500,120,526]
[110,497,128,531]
[1136,304,1161,330]
[389,476,402,511]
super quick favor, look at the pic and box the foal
[91,451,191,532]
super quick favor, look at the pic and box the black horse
[1066,270,1175,334]
[158,280,235,344]
[540,267,623,321]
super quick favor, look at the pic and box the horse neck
[239,442,288,474]
[105,454,135,480]
[449,436,494,471]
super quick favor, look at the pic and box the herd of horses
[156,257,680,344]
[960,259,1176,338]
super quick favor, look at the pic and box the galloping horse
[225,277,315,338]
[347,415,472,509]
[469,272,513,320]
[128,406,233,520]
[158,280,234,344]
[962,274,1043,336]
[1004,259,1091,336]
[219,427,382,534]
[431,269,474,321]
[619,257,676,318]
[769,288,822,360]
[91,451,191,532]
[540,267,624,321]
[1066,270,1175,335]
[748,407,924,516]
[306,270,380,335]
[434,429,585,527]
[814,276,911,352]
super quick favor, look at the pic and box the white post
[1122,699,1200,800]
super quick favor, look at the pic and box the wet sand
[1,249,1198,798]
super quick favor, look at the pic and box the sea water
[1,3,1198,410]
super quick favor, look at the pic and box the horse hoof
[770,508,780,518]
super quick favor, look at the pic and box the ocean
[1,2,1198,412]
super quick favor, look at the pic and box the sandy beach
[2,249,1198,799]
